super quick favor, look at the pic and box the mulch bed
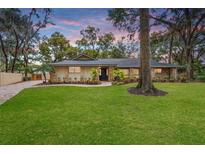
[128,87,168,96]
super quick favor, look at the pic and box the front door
[100,68,108,81]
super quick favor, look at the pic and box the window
[69,67,81,73]
[154,68,162,74]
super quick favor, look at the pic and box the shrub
[196,71,205,82]
[80,76,84,82]
[112,81,124,85]
[90,68,98,81]
[177,74,187,82]
[23,76,31,81]
[113,69,124,81]
[112,77,138,85]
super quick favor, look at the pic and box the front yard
[0,83,205,144]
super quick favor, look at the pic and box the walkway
[0,80,42,105]
[34,81,112,88]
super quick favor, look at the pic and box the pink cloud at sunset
[39,9,164,45]
[51,15,81,26]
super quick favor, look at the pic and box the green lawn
[0,83,205,144]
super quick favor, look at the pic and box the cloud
[51,15,81,27]
[45,23,67,31]
[42,9,142,44]
[59,19,81,26]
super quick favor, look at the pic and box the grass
[0,83,205,144]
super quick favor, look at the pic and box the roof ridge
[72,53,96,60]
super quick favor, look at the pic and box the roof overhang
[50,64,117,67]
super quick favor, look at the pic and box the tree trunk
[137,8,153,92]
[186,46,192,81]
[0,34,9,72]
[11,29,19,73]
[11,47,18,73]
[43,72,47,83]
[128,9,167,96]
[169,34,173,64]
[168,34,173,79]
[24,59,28,77]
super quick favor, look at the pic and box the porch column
[108,67,113,81]
[151,68,155,79]
[172,68,177,80]
[129,68,132,78]
[98,67,100,81]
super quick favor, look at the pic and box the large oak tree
[108,8,167,95]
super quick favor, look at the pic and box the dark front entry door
[100,68,108,81]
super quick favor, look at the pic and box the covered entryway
[99,67,108,81]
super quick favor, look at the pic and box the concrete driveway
[0,80,42,105]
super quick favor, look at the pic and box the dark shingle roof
[50,58,178,68]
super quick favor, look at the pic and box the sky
[35,8,129,45]
[20,8,163,45]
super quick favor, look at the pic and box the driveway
[0,80,42,105]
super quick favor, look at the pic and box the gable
[72,54,95,61]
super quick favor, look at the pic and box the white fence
[0,72,23,86]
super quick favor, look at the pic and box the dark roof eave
[118,66,178,68]
[50,64,179,68]
[50,64,117,67]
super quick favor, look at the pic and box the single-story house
[50,54,178,82]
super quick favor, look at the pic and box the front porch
[50,66,114,83]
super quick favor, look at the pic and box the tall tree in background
[20,8,51,77]
[151,8,205,80]
[97,32,115,58]
[77,25,100,50]
[76,25,132,58]
[0,9,24,72]
[0,8,52,76]
[108,8,167,95]
[0,32,9,72]
[76,38,88,50]
[39,32,77,63]
[110,37,128,58]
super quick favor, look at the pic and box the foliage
[90,68,98,81]
[76,25,132,58]
[109,8,156,93]
[113,68,124,81]
[76,26,100,50]
[108,9,139,34]
[39,32,71,63]
[76,38,88,50]
[193,61,205,82]
[83,49,99,58]
[35,64,54,83]
[22,76,31,81]
[151,9,205,80]
[112,77,138,85]
[0,8,51,75]
[97,32,115,58]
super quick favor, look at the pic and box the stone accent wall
[119,68,140,79]
[0,72,23,86]
[152,68,177,79]
[50,66,99,82]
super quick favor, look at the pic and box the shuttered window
[154,68,162,74]
[69,67,81,73]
